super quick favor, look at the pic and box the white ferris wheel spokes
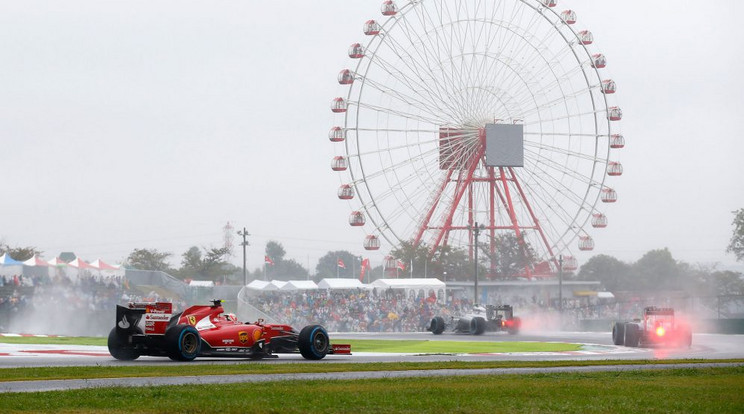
[330,0,623,277]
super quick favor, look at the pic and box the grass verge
[0,359,742,382]
[0,366,742,413]
[0,336,107,346]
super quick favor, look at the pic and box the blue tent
[0,253,24,266]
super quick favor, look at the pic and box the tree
[179,247,203,276]
[390,241,434,278]
[176,246,233,281]
[631,248,681,290]
[265,241,286,263]
[709,270,744,296]
[0,244,43,261]
[432,245,471,281]
[316,250,360,280]
[482,234,537,279]
[576,254,632,291]
[727,208,744,262]
[126,248,172,271]
[263,241,308,281]
[275,259,309,280]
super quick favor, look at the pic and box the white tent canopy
[246,280,271,290]
[317,278,367,290]
[264,280,287,291]
[370,278,445,290]
[370,278,446,301]
[245,279,269,290]
[189,280,214,287]
[280,280,318,291]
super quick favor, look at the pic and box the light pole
[558,254,563,327]
[469,222,485,305]
[237,228,250,286]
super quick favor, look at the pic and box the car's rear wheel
[107,327,141,361]
[469,317,486,335]
[624,323,640,347]
[299,325,330,360]
[165,324,201,361]
[508,317,521,335]
[429,316,446,335]
[612,322,625,345]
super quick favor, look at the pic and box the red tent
[90,259,119,270]
[23,256,51,267]
[67,258,95,269]
[47,257,68,266]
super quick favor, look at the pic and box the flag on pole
[264,256,274,265]
[359,258,371,282]
[337,259,346,269]
[396,260,406,271]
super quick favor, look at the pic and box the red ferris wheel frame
[411,127,558,279]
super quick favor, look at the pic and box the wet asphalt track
[1,331,742,392]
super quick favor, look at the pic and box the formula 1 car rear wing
[116,302,176,335]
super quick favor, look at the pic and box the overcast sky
[1,0,742,273]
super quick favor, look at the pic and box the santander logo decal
[117,316,130,329]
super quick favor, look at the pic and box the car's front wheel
[429,316,446,335]
[298,325,330,360]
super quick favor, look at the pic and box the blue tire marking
[179,327,198,357]
[310,326,326,358]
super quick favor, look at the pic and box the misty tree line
[2,209,743,296]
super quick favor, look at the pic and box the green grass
[0,367,742,413]
[0,359,741,382]
[0,336,107,346]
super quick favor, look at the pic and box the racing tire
[612,322,625,346]
[298,325,330,360]
[470,317,486,335]
[107,327,141,361]
[165,324,201,361]
[429,316,446,335]
[508,317,521,335]
[624,323,640,347]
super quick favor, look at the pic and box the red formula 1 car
[108,300,351,361]
[612,306,692,348]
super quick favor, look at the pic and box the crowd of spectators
[246,289,639,332]
[0,274,34,333]
[4,270,736,336]
[0,270,194,336]
[0,271,129,336]
[247,288,474,332]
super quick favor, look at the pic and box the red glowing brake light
[656,326,666,337]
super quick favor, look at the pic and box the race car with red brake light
[108,300,351,361]
[428,304,521,335]
[612,306,692,348]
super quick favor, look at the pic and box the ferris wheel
[329,0,624,277]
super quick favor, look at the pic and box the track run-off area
[1,330,743,393]
[1,331,743,366]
